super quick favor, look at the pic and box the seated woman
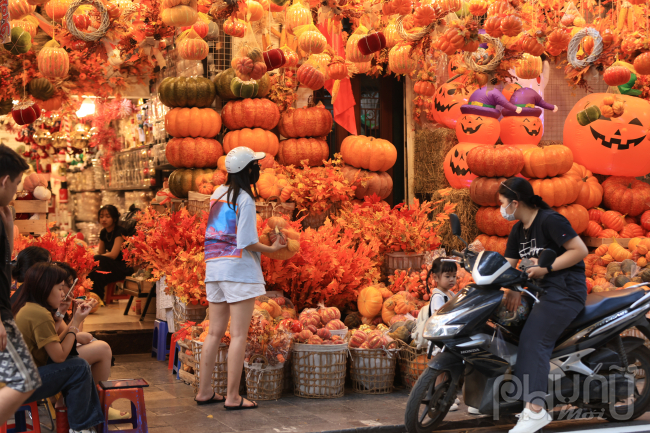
[9,246,51,305]
[12,263,104,433]
[87,205,134,301]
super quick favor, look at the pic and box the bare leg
[77,341,112,383]
[195,301,230,402]
[0,388,33,425]
[224,299,256,408]
[526,402,544,413]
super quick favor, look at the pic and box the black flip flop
[225,397,258,411]
[195,392,225,406]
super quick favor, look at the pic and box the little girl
[194,147,285,410]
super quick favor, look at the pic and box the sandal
[224,397,257,411]
[194,391,225,406]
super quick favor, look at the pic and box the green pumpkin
[168,168,214,198]
[0,100,12,116]
[4,27,32,55]
[230,77,259,99]
[28,78,55,101]
[214,68,270,100]
[158,77,216,108]
[257,73,271,98]
[576,105,601,126]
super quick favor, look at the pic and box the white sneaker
[508,408,552,433]
[70,428,96,433]
[468,406,481,415]
[454,398,460,405]
[448,403,459,411]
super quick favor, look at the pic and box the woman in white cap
[194,147,286,410]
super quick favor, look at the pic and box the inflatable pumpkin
[432,82,474,129]
[455,114,500,145]
[500,116,543,146]
[443,142,480,189]
[563,94,650,176]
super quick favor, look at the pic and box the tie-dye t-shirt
[205,186,264,284]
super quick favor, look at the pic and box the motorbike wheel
[404,367,458,433]
[604,344,650,422]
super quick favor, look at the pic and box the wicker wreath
[462,33,504,72]
[567,27,603,69]
[64,0,110,42]
[396,14,436,42]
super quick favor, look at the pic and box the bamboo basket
[397,340,428,389]
[256,196,295,220]
[244,355,284,401]
[292,343,347,398]
[349,343,400,394]
[173,298,208,327]
[192,341,229,394]
[187,191,211,216]
[300,204,337,230]
[384,252,426,276]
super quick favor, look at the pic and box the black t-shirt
[505,208,586,302]
[0,223,12,321]
[100,225,126,263]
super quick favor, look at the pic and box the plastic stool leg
[156,322,167,361]
[151,322,159,358]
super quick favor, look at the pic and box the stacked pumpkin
[585,239,650,293]
[293,308,347,345]
[339,135,397,201]
[467,144,524,255]
[161,76,223,198]
[276,103,332,168]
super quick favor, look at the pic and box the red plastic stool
[104,281,129,305]
[2,401,40,433]
[55,407,69,433]
[98,380,149,433]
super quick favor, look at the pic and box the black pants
[514,272,586,406]
[88,255,134,299]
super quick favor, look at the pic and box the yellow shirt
[15,302,60,367]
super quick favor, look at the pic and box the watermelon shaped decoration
[12,100,41,125]
[263,49,286,71]
[357,32,386,56]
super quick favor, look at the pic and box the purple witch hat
[501,84,557,117]
[460,86,520,119]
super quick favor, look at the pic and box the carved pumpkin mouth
[435,98,458,112]
[461,123,482,134]
[523,125,541,136]
[590,126,646,150]
[450,160,470,176]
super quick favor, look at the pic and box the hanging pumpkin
[44,0,71,21]
[633,52,650,76]
[12,100,41,125]
[178,29,208,60]
[35,96,62,112]
[545,28,571,56]
[520,33,545,56]
[3,27,31,55]
[296,63,325,90]
[388,43,416,75]
[500,15,522,37]
[28,78,54,101]
[603,66,631,87]
[455,114,500,145]
[414,81,435,96]
[353,61,372,74]
[328,61,348,80]
[263,49,285,70]
[384,22,402,48]
[284,1,311,35]
[10,20,37,37]
[357,32,386,55]
[500,116,543,146]
[468,0,487,15]
[280,46,299,68]
[443,143,480,189]
[9,0,35,19]
[161,5,197,27]
[563,94,650,177]
[37,39,70,78]
[484,17,503,38]
[237,0,264,21]
[346,26,373,63]
[515,54,542,79]
[298,30,327,54]
[223,18,246,37]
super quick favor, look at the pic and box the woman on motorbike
[499,177,588,433]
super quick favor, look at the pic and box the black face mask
[249,164,260,184]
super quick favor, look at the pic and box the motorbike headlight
[423,308,467,338]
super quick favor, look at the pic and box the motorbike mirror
[538,249,557,269]
[449,213,462,237]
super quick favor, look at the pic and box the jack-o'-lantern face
[455,115,500,145]
[564,94,650,176]
[500,116,543,146]
[443,142,480,189]
[433,83,475,129]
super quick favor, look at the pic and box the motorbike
[404,213,650,433]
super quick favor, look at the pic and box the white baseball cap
[225,147,265,174]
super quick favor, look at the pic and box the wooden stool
[105,281,129,305]
[1,401,40,433]
[98,380,149,433]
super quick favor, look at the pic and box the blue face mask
[500,202,517,221]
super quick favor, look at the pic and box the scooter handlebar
[526,282,547,296]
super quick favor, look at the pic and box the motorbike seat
[566,287,646,330]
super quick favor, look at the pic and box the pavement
[27,354,650,433]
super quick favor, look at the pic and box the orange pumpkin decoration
[221,98,279,131]
[608,242,631,262]
[277,138,329,167]
[277,104,332,138]
[341,166,393,200]
[223,18,246,37]
[529,174,581,207]
[598,229,620,239]
[554,204,589,234]
[564,94,650,177]
[432,82,474,129]
[260,227,300,260]
[602,177,650,217]
[455,115,500,145]
[484,17,503,38]
[414,81,435,96]
[620,223,645,239]
[9,0,35,18]
[165,107,222,138]
[633,52,650,76]
[346,26,374,62]
[443,143,480,189]
[44,0,70,20]
[476,206,517,237]
[638,257,648,268]
[237,0,264,21]
[468,0,488,15]
[298,30,327,54]
[603,66,632,87]
[223,128,279,156]
[340,135,397,172]
[389,43,416,75]
[500,116,543,146]
[178,30,209,60]
[328,62,348,80]
[500,15,522,37]
[520,33,545,56]
[595,244,609,257]
[37,39,69,78]
[384,22,401,48]
[628,237,644,252]
[285,2,311,35]
[520,145,573,179]
[11,19,37,37]
[566,163,603,209]
[358,286,383,318]
[546,29,571,55]
[165,138,223,168]
[466,144,524,178]
[296,63,325,90]
[161,5,197,27]
[474,235,508,256]
[35,96,62,112]
[470,176,507,207]
[515,54,542,79]
[256,169,287,199]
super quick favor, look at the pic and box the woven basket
[397,340,428,389]
[192,341,229,394]
[349,343,400,394]
[292,343,347,398]
[173,298,208,327]
[385,252,426,277]
[255,196,295,220]
[188,191,211,216]
[244,355,284,401]
[300,204,337,230]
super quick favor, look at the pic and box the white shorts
[206,281,266,304]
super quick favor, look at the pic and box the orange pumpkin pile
[277,103,332,167]
[339,135,397,200]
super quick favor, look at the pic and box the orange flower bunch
[279,156,356,215]
[15,231,98,297]
[123,207,208,304]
